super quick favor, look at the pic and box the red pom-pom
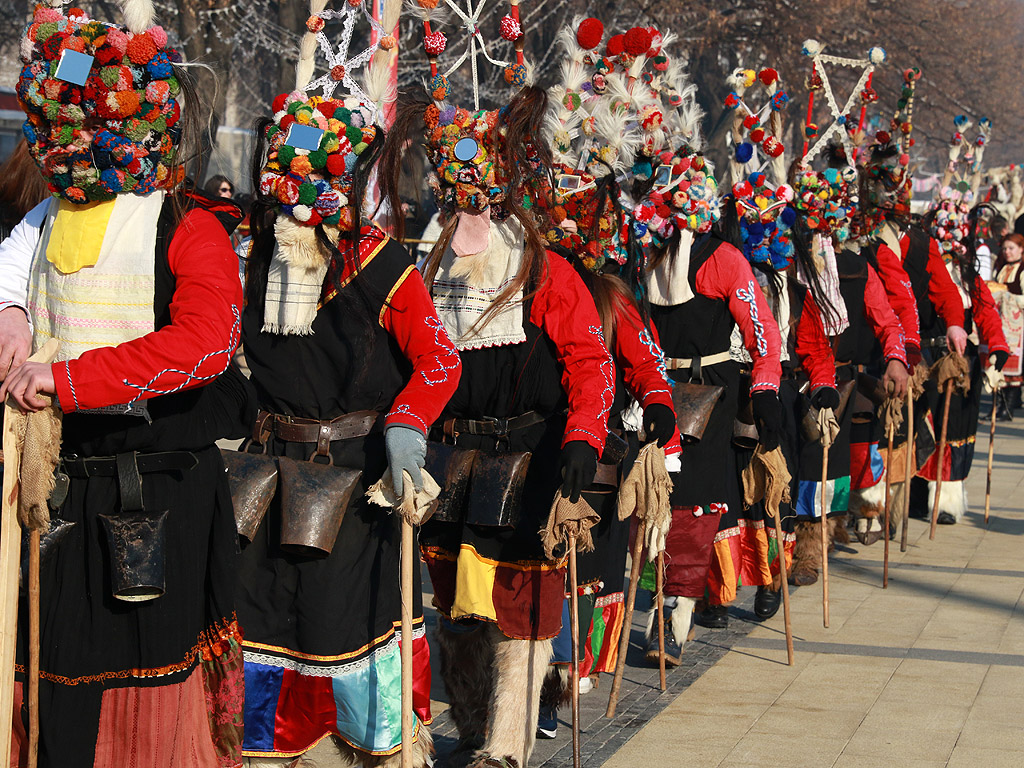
[272,93,289,113]
[576,18,604,50]
[126,33,158,66]
[500,15,523,41]
[655,204,671,219]
[606,34,624,57]
[623,27,652,56]
[318,101,339,119]
[424,31,446,57]
[733,181,753,198]
[876,130,891,145]
[758,68,778,86]
[742,114,759,130]
[326,153,347,177]
[750,127,765,143]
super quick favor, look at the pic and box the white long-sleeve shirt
[0,199,50,316]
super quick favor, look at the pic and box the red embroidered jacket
[697,244,783,392]
[970,275,1010,355]
[53,208,241,413]
[796,264,909,390]
[531,252,616,454]
[612,297,682,456]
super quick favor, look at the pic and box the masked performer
[0,2,251,765]
[382,3,614,762]
[232,3,459,766]
[788,155,908,578]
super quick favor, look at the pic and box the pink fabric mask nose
[452,208,491,257]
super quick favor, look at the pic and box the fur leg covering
[372,726,434,768]
[539,665,571,713]
[644,596,695,645]
[437,620,495,751]
[790,521,822,586]
[928,479,968,523]
[851,481,885,544]
[478,626,553,767]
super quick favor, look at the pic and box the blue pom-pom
[146,53,173,79]
[780,207,796,227]
[98,168,123,193]
[824,168,839,185]
[735,142,754,163]
[746,222,765,241]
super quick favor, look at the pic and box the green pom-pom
[307,149,327,170]
[125,120,151,141]
[266,125,281,140]
[278,145,297,165]
[353,142,368,155]
[298,182,318,205]
[335,108,352,124]
[166,76,180,96]
[345,125,362,144]
[323,210,341,226]
[57,124,74,144]
[122,174,138,192]
[35,22,58,42]
[43,101,60,121]
[100,66,121,88]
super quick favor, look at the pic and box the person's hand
[810,386,840,411]
[882,358,909,400]
[642,403,676,447]
[751,390,783,451]
[991,350,1010,372]
[946,325,968,357]
[0,361,55,412]
[384,425,426,498]
[559,441,597,503]
[0,306,31,382]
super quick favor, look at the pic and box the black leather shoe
[937,511,957,525]
[695,604,728,629]
[754,586,781,620]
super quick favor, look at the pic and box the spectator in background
[203,174,234,199]
[0,139,49,241]
[992,233,1024,416]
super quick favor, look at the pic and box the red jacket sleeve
[874,241,922,351]
[794,294,837,390]
[530,252,613,454]
[382,266,462,433]
[53,208,241,413]
[863,264,909,366]
[612,299,682,456]
[971,275,1010,354]
[925,237,966,330]
[695,243,782,393]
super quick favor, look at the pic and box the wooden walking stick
[400,518,414,768]
[568,535,582,768]
[770,508,794,665]
[1,339,57,768]
[985,385,998,525]
[882,420,895,589]
[900,387,914,552]
[606,519,645,718]
[819,429,831,629]
[655,551,666,691]
[930,379,955,540]
[28,529,39,768]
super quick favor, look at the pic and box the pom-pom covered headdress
[17,0,184,203]
[929,116,992,262]
[732,172,796,269]
[723,66,789,188]
[258,0,399,228]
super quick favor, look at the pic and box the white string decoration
[802,40,886,163]
[303,6,388,109]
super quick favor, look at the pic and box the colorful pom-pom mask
[17,4,184,204]
[259,91,377,229]
[632,149,721,249]
[732,174,797,270]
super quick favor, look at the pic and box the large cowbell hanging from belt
[93,451,197,601]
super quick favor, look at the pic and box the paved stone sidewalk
[600,400,1024,768]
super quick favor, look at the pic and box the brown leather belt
[441,411,546,441]
[252,409,381,461]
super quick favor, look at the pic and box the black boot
[754,586,781,620]
[695,604,728,629]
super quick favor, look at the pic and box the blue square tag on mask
[54,49,94,86]
[285,124,325,152]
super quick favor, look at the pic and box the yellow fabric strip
[45,199,116,274]
[451,544,498,623]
